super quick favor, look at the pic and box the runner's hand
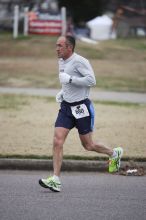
[59,72,71,84]
[56,90,63,103]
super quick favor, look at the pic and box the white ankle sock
[53,175,60,182]
[112,150,117,158]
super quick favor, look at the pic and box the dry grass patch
[0,94,146,159]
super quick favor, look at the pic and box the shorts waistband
[62,99,89,106]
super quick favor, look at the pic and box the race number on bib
[71,104,89,119]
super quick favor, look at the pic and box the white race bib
[71,104,89,119]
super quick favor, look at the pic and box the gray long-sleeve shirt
[59,52,96,103]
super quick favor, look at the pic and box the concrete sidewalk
[0,87,146,104]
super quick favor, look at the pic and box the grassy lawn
[0,34,146,92]
[0,94,146,159]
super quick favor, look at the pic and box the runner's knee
[53,136,64,149]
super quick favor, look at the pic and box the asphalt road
[0,170,146,220]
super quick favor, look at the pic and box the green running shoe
[109,147,123,173]
[39,176,61,192]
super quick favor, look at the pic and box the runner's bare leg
[79,132,113,156]
[53,127,70,176]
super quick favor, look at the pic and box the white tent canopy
[87,15,116,40]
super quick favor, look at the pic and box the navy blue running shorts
[55,98,95,135]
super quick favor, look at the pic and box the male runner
[39,35,123,192]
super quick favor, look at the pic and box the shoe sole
[38,179,60,192]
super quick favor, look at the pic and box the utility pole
[13,5,19,39]
[24,7,29,36]
[61,7,67,36]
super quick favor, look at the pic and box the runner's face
[56,37,72,60]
